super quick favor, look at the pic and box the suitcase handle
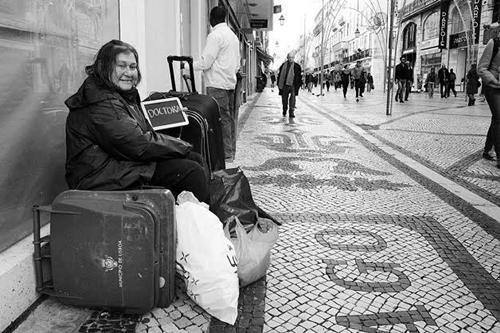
[167,55,197,94]
[33,205,81,294]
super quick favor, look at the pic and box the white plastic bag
[224,217,278,287]
[175,191,239,324]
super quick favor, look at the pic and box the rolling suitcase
[143,55,226,174]
[33,189,176,314]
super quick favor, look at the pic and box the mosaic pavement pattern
[18,88,500,333]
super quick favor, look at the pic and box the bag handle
[167,56,197,94]
[224,216,247,241]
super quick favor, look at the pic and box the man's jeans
[206,87,236,160]
[396,79,407,101]
[281,85,296,116]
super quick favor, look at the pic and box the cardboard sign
[141,97,188,131]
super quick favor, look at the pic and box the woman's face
[111,52,138,91]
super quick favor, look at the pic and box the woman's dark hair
[85,39,142,89]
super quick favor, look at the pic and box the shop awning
[257,47,273,65]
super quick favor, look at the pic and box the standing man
[277,52,302,118]
[193,5,240,163]
[395,56,408,103]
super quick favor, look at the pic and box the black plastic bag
[209,167,280,227]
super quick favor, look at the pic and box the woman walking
[466,64,480,106]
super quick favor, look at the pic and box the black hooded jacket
[64,76,192,190]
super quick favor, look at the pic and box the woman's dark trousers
[484,86,500,160]
[150,151,209,202]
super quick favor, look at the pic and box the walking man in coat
[351,61,365,102]
[395,56,409,103]
[193,5,240,163]
[277,52,302,118]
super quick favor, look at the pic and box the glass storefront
[0,0,119,252]
[421,52,442,78]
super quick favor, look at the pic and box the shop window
[402,22,416,50]
[422,11,439,40]
[421,53,442,77]
[450,4,472,34]
[0,0,119,253]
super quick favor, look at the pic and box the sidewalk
[10,87,500,333]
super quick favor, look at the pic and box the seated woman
[65,40,209,202]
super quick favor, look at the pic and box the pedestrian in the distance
[270,71,276,89]
[193,5,240,163]
[395,56,409,103]
[277,51,302,118]
[341,65,350,99]
[425,67,437,98]
[438,64,450,98]
[478,36,500,168]
[366,72,374,93]
[306,72,313,93]
[466,64,480,106]
[448,68,457,97]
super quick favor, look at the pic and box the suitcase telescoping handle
[32,205,81,296]
[167,55,197,94]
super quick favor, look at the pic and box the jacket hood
[64,76,140,111]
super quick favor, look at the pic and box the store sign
[438,0,449,49]
[470,0,482,44]
[141,97,188,131]
[449,31,473,49]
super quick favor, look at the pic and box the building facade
[0,0,273,330]
[301,0,387,90]
[398,0,500,91]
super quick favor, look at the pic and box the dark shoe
[356,98,359,102]
[483,152,495,160]
[400,100,404,103]
[282,111,286,117]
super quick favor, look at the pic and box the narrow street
[14,87,500,333]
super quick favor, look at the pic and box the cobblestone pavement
[11,87,500,333]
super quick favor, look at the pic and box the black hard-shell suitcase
[143,55,226,174]
[33,189,176,313]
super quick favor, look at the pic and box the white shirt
[194,23,240,90]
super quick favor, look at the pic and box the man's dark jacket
[438,67,449,83]
[395,63,411,80]
[64,76,191,190]
[277,61,302,96]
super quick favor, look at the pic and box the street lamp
[354,27,360,38]
[279,15,285,26]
